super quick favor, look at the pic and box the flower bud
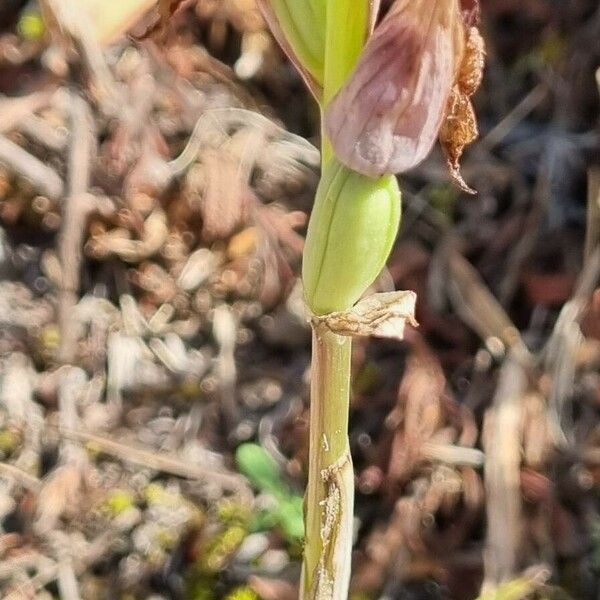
[257,0,326,97]
[324,0,463,177]
[302,159,401,315]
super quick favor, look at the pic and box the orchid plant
[257,0,484,597]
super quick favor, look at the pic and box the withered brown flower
[439,23,485,193]
[325,0,484,190]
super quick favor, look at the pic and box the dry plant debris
[0,0,599,599]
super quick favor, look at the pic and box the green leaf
[276,495,305,540]
[235,443,304,543]
[476,578,539,600]
[235,443,286,496]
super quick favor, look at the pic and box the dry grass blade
[19,113,69,152]
[543,246,600,444]
[59,427,251,499]
[543,301,585,446]
[482,352,526,592]
[168,108,319,176]
[445,244,529,362]
[0,134,64,200]
[0,462,41,492]
[58,93,96,364]
[420,442,484,467]
[586,167,600,260]
[480,85,547,151]
[0,91,56,133]
[213,304,239,427]
[57,558,80,600]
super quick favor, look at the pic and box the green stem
[301,2,372,598]
[301,326,354,599]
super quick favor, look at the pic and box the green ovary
[302,159,401,315]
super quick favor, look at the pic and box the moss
[200,524,248,573]
[18,10,45,41]
[0,428,21,456]
[223,586,261,600]
[103,489,136,516]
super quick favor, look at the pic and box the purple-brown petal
[324,0,461,178]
